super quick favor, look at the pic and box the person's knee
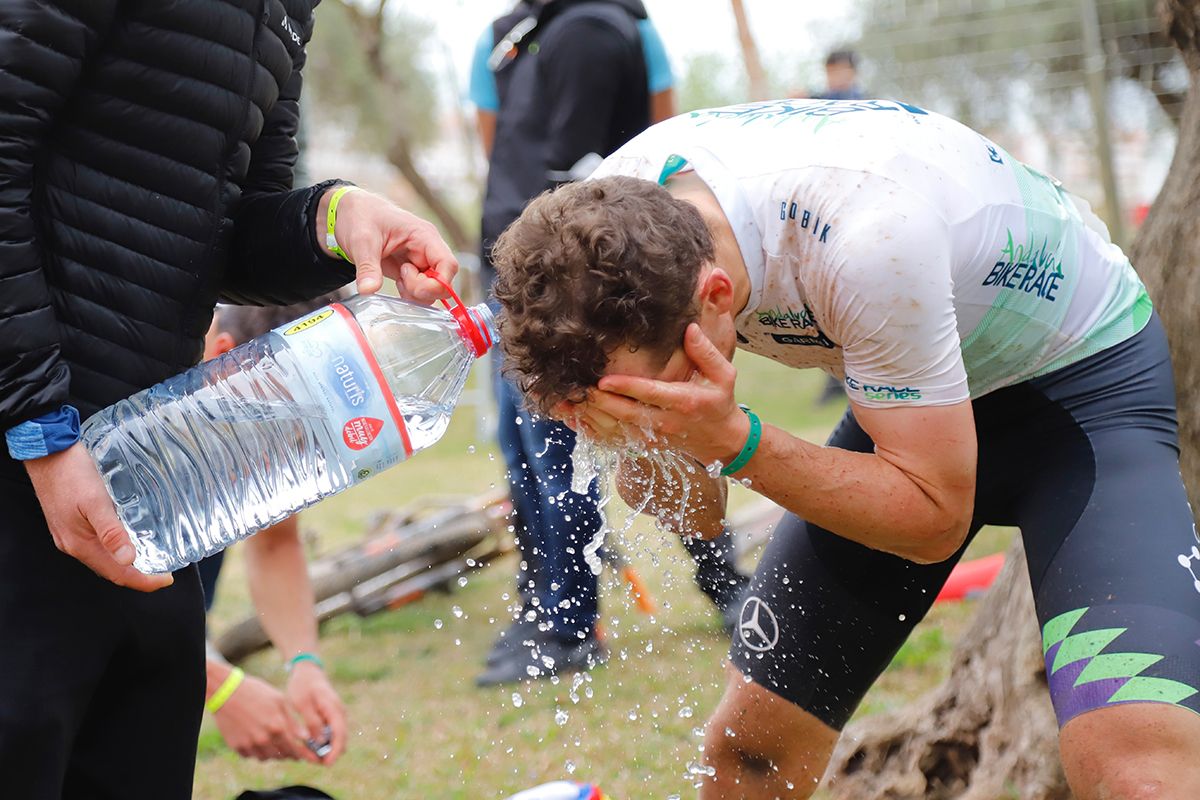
[1073,756,1184,800]
[1061,704,1200,800]
[703,668,838,798]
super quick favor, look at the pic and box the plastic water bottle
[80,290,496,574]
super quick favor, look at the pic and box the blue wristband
[5,405,81,460]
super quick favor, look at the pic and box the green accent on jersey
[960,161,1077,396]
[1107,676,1200,705]
[1131,286,1153,331]
[959,156,1151,396]
[1042,607,1089,656]
[658,154,689,186]
[1075,652,1163,686]
[1051,628,1126,674]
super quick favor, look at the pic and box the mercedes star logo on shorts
[738,596,780,652]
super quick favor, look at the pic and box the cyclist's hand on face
[581,324,748,465]
[24,444,172,592]
[317,187,459,303]
[213,672,318,763]
[286,661,348,765]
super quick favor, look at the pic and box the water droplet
[457,576,469,587]
[724,726,736,738]
[511,693,524,708]
[628,710,639,721]
[565,759,576,774]
[555,708,569,726]
[678,706,694,718]
[898,613,907,622]
[645,641,654,653]
[467,445,476,454]
[452,605,464,618]
[433,618,443,630]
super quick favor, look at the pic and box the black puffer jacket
[0,0,355,431]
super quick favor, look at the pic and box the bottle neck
[459,303,498,357]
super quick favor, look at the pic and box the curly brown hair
[492,175,714,415]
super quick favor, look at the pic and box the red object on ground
[935,553,1006,602]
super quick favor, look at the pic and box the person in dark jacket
[0,2,457,797]
[470,0,749,687]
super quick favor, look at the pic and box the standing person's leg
[702,410,982,799]
[1014,318,1200,798]
[480,363,547,674]
[495,368,545,610]
[62,567,205,800]
[681,529,750,628]
[0,462,205,800]
[480,370,604,683]
[514,409,603,644]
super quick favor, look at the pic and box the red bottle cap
[422,271,493,357]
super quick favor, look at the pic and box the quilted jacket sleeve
[0,1,118,430]
[223,2,355,305]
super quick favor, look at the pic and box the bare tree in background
[307,0,474,252]
[823,1,1199,796]
[1132,0,1200,504]
[730,0,769,101]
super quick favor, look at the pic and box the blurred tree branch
[1132,0,1200,504]
[308,0,474,252]
[730,0,769,101]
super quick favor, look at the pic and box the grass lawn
[195,352,1012,799]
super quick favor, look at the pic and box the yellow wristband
[205,666,245,715]
[325,185,360,262]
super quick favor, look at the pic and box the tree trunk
[387,135,474,253]
[729,0,769,101]
[1131,0,1200,506]
[823,5,1199,795]
[824,538,1071,800]
[341,0,476,254]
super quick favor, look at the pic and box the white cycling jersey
[591,99,1152,407]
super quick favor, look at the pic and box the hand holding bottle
[317,187,459,303]
[24,444,173,591]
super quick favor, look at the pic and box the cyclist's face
[603,342,694,384]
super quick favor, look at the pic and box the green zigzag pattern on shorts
[1041,607,1199,708]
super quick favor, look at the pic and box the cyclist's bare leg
[701,664,838,800]
[1059,703,1200,799]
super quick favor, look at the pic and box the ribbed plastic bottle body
[81,295,495,574]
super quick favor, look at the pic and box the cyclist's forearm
[244,515,320,660]
[617,454,726,539]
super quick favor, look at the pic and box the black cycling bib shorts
[731,313,1200,730]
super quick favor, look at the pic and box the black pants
[0,456,205,799]
[732,314,1200,730]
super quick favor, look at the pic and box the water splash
[570,433,713,577]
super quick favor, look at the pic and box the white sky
[417,0,861,101]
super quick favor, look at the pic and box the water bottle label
[273,304,412,483]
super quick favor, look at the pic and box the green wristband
[325,185,359,262]
[205,667,244,714]
[286,652,325,673]
[720,405,762,477]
